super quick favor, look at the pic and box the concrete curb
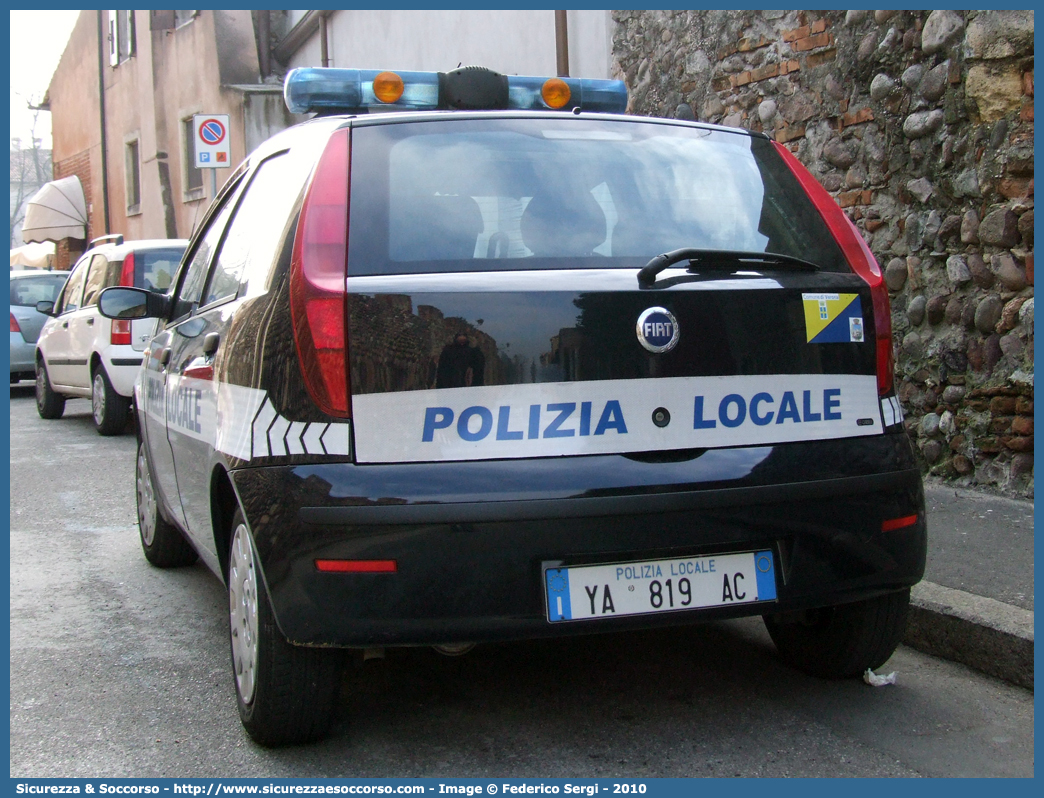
[904,580,1034,691]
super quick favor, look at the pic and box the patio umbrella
[10,241,56,270]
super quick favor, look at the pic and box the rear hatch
[330,115,890,463]
[10,272,67,343]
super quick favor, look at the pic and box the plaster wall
[285,10,613,79]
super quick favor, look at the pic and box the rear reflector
[10,313,20,333]
[315,559,397,573]
[111,319,131,346]
[289,127,352,417]
[881,514,918,532]
[773,142,895,396]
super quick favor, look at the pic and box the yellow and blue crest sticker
[803,293,865,343]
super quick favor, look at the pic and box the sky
[9,9,81,150]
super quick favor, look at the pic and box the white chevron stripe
[321,423,352,456]
[880,396,905,428]
[252,399,277,459]
[243,392,352,461]
[302,423,327,455]
[285,421,308,455]
[268,414,291,457]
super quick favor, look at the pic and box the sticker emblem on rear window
[802,293,864,343]
[636,307,679,353]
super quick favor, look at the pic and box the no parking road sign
[193,114,231,168]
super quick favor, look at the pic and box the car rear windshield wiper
[638,248,820,286]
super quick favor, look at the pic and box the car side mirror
[98,286,171,320]
[35,300,56,316]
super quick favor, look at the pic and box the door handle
[202,332,220,358]
[61,321,69,329]
[86,317,94,326]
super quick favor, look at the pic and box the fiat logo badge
[636,307,679,353]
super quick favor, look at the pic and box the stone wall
[612,9,1034,497]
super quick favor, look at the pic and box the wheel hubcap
[136,447,157,546]
[229,523,259,704]
[92,373,106,425]
[35,368,46,407]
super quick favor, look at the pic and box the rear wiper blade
[638,248,820,286]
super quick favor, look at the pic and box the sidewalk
[903,479,1034,689]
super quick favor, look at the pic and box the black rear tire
[92,365,130,435]
[137,441,198,567]
[763,589,910,679]
[228,510,342,746]
[35,361,65,419]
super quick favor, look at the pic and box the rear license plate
[545,550,776,622]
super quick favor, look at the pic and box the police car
[99,66,926,746]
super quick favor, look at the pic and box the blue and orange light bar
[284,66,628,115]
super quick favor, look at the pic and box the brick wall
[51,149,93,269]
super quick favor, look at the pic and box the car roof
[246,109,770,167]
[9,269,68,279]
[81,238,190,260]
[343,108,767,138]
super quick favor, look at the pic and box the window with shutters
[108,10,135,65]
[125,138,141,214]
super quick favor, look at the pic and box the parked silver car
[10,270,69,383]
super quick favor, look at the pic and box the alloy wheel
[136,447,157,546]
[35,368,46,409]
[92,372,106,426]
[229,522,259,704]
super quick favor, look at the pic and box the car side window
[200,152,305,307]
[167,171,247,320]
[171,204,235,319]
[81,254,110,307]
[59,259,90,314]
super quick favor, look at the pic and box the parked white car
[35,236,187,434]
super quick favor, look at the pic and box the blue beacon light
[284,67,628,115]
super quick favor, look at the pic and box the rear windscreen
[347,117,849,276]
[10,274,67,306]
[134,248,185,292]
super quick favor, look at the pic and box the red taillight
[881,514,918,532]
[11,313,21,333]
[289,127,351,417]
[112,252,137,344]
[111,319,131,345]
[773,142,894,396]
[119,251,135,286]
[314,559,397,573]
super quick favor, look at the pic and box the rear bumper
[10,334,35,374]
[100,346,144,397]
[230,433,926,647]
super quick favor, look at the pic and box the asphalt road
[8,385,1034,778]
